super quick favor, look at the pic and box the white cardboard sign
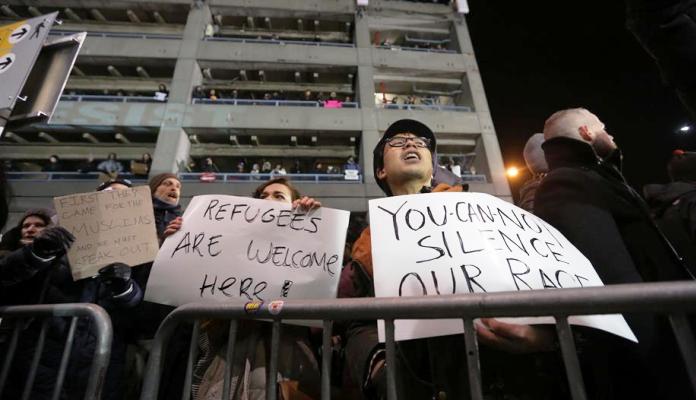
[145,195,350,315]
[54,186,159,280]
[369,192,637,343]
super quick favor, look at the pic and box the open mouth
[402,151,421,161]
[167,192,179,200]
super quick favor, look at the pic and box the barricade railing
[0,303,113,400]
[139,281,696,400]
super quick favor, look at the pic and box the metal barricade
[0,303,113,400]
[139,281,696,400]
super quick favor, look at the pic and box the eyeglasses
[385,136,431,148]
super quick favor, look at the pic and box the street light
[679,125,692,133]
[506,166,520,178]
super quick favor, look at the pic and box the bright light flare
[679,125,692,133]
[506,166,520,178]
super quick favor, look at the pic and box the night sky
[465,1,696,197]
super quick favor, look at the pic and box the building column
[150,1,210,175]
[453,18,511,199]
[355,10,379,185]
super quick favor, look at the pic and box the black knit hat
[668,150,696,182]
[373,119,437,195]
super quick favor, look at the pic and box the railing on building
[138,281,696,400]
[49,30,182,40]
[60,94,167,104]
[376,44,457,54]
[0,303,113,400]
[203,36,355,48]
[191,98,359,108]
[5,172,486,184]
[179,172,362,183]
[376,103,473,112]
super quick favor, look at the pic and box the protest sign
[145,195,350,322]
[369,192,637,343]
[54,186,159,280]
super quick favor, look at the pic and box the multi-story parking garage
[0,0,510,226]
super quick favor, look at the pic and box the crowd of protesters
[2,113,696,399]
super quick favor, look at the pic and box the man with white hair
[534,108,694,399]
[517,133,548,212]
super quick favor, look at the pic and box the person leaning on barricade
[534,108,696,399]
[0,207,142,400]
[338,119,563,400]
[161,177,323,400]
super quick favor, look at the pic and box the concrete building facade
[1,0,510,226]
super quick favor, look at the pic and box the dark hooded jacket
[0,213,142,400]
[338,184,566,400]
[534,136,694,399]
[644,181,696,278]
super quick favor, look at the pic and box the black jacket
[534,137,694,399]
[0,231,142,400]
[644,181,696,278]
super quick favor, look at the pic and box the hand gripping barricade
[139,281,696,400]
[0,303,113,400]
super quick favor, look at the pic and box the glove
[97,262,132,295]
[31,227,75,260]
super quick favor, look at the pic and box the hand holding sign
[145,195,349,325]
[369,192,636,343]
[53,186,159,280]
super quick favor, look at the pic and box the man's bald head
[543,108,617,158]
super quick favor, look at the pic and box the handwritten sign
[144,195,350,319]
[369,192,636,343]
[54,186,159,280]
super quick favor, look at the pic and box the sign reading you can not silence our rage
[145,195,350,321]
[54,186,159,280]
[369,192,637,343]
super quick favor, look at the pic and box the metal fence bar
[51,316,78,400]
[321,320,333,400]
[181,321,200,400]
[555,316,587,400]
[0,304,113,400]
[384,319,397,400]
[0,322,22,397]
[462,318,483,400]
[222,320,239,400]
[139,281,696,399]
[21,318,49,400]
[266,321,281,400]
[668,313,696,395]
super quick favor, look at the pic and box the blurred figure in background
[644,149,696,278]
[518,133,548,212]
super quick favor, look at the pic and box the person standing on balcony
[42,154,63,172]
[98,152,124,177]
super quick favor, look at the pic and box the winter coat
[339,183,566,400]
[517,175,544,213]
[534,136,695,399]
[192,321,320,400]
[152,197,182,240]
[644,181,696,278]
[0,227,142,400]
